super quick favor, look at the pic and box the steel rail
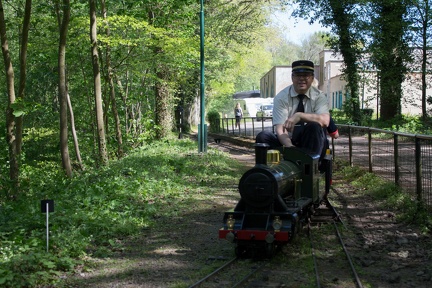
[333,221,364,288]
[231,261,268,288]
[310,198,362,288]
[328,197,363,287]
[325,195,347,229]
[188,257,238,288]
[308,222,322,288]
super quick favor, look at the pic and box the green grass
[2,128,431,287]
[0,138,245,288]
[335,164,432,234]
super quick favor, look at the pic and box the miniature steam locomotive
[218,143,332,258]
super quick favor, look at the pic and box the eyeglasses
[293,74,313,80]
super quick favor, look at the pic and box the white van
[256,104,273,121]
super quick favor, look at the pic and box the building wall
[260,65,320,99]
[260,52,430,117]
[319,50,429,116]
[260,66,291,99]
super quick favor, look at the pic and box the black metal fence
[218,117,274,138]
[215,118,432,210]
[335,124,432,210]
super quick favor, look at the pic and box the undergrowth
[337,165,432,234]
[0,138,244,287]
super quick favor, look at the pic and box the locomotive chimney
[255,143,269,165]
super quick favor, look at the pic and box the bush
[1,138,245,287]
[361,108,374,117]
[207,110,221,133]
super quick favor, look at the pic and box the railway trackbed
[204,135,365,287]
[198,134,430,288]
[188,198,364,288]
[309,198,364,288]
[188,257,269,288]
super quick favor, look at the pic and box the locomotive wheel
[235,244,247,258]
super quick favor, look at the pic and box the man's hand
[275,125,294,147]
[283,112,302,132]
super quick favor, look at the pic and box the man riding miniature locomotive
[256,60,330,159]
[218,60,338,258]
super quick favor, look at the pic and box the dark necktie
[297,94,305,112]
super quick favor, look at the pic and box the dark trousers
[255,122,327,157]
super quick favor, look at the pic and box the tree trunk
[155,70,172,139]
[67,92,84,171]
[421,9,428,119]
[89,0,108,165]
[373,0,408,121]
[328,0,361,124]
[0,0,19,195]
[58,0,72,177]
[16,0,32,157]
[101,0,123,158]
[147,10,172,140]
[55,1,83,171]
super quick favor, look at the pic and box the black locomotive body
[218,143,331,257]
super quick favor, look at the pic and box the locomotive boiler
[218,143,331,257]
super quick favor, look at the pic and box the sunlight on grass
[335,165,431,234]
[0,138,245,287]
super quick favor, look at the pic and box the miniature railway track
[205,135,364,287]
[207,137,255,156]
[311,194,345,227]
[188,257,268,288]
[309,198,363,288]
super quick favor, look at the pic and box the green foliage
[10,99,43,118]
[330,108,351,124]
[206,93,236,120]
[338,166,431,233]
[0,138,244,287]
[21,128,60,164]
[370,115,432,135]
[0,251,62,287]
[338,165,366,182]
[330,106,372,126]
[332,107,432,133]
[369,0,411,121]
[206,110,221,133]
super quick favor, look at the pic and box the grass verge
[0,138,244,287]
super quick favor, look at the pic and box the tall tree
[0,0,32,195]
[369,0,411,120]
[89,0,108,165]
[146,8,172,140]
[16,0,32,157]
[101,0,123,158]
[0,0,18,193]
[292,0,364,123]
[57,0,73,177]
[326,0,362,123]
[407,0,432,118]
[299,32,331,64]
[53,0,84,172]
[204,0,274,98]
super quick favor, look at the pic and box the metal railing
[336,124,432,210]
[214,118,432,209]
[218,117,274,138]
